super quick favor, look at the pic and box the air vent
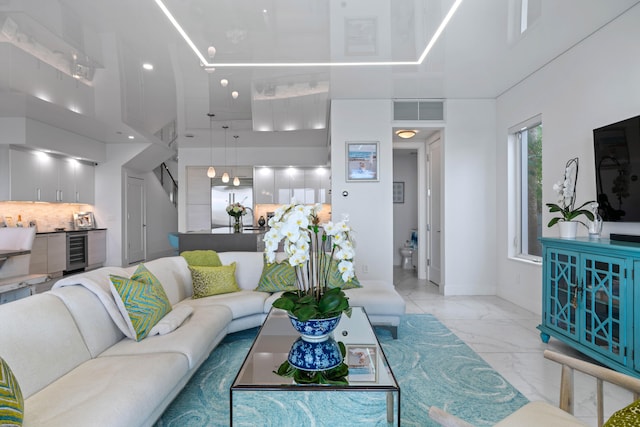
[394,101,444,121]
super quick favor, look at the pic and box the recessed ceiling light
[142,63,154,70]
[395,130,418,139]
[128,135,135,140]
[207,46,216,58]
[232,91,239,99]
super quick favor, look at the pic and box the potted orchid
[546,157,594,237]
[264,201,355,325]
[226,202,247,233]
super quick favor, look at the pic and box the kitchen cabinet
[3,148,95,203]
[538,238,637,377]
[29,233,66,276]
[267,167,330,204]
[254,167,275,204]
[87,229,107,269]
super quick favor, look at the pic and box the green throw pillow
[190,263,240,298]
[327,261,361,290]
[0,356,23,427]
[255,259,297,292]
[110,264,173,341]
[604,399,640,426]
[180,250,222,267]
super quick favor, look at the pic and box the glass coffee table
[230,307,400,426]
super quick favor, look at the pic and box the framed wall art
[346,142,379,182]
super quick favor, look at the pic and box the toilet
[399,245,414,270]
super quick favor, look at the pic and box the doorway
[126,175,146,264]
[393,130,443,288]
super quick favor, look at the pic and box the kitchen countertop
[183,227,267,235]
[36,228,107,234]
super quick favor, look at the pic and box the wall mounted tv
[594,114,640,222]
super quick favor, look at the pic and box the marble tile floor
[393,267,632,426]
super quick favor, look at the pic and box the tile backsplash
[0,202,94,232]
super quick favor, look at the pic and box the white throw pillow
[149,305,194,336]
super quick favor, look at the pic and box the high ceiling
[1,0,638,148]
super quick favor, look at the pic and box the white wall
[443,99,498,295]
[496,5,640,314]
[330,99,393,284]
[393,150,418,266]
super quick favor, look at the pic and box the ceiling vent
[394,101,444,121]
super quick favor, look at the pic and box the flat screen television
[594,114,640,222]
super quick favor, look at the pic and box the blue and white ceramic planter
[288,314,342,342]
[287,337,343,371]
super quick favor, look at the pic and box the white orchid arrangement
[546,157,594,227]
[264,201,355,321]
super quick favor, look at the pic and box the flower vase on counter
[233,216,243,233]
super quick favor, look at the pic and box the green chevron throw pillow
[189,263,240,298]
[255,259,297,292]
[327,260,361,290]
[110,264,172,341]
[0,356,23,427]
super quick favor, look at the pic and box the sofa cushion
[23,353,189,427]
[99,304,232,369]
[0,356,23,427]
[255,259,297,292]
[110,264,173,341]
[604,399,640,426]
[180,250,222,267]
[149,305,194,336]
[217,252,266,290]
[190,263,240,298]
[184,290,269,320]
[0,294,92,399]
[126,256,193,305]
[50,285,125,358]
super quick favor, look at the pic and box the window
[515,119,543,259]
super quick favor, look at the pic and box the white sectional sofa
[0,251,406,427]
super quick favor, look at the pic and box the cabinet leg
[540,332,550,343]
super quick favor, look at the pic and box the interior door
[428,137,442,285]
[126,176,145,264]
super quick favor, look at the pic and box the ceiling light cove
[153,0,463,69]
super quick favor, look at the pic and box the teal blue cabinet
[539,238,637,377]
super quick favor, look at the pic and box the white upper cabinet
[254,167,275,204]
[4,148,95,203]
[256,166,330,205]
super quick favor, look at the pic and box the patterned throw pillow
[189,263,240,298]
[255,259,297,292]
[110,264,173,341]
[604,399,640,426]
[0,356,23,427]
[180,250,222,267]
[327,260,362,290]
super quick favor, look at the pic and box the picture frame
[346,142,379,182]
[73,212,95,229]
[346,344,378,382]
[345,18,378,56]
[393,181,405,203]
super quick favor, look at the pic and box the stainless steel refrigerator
[211,181,254,229]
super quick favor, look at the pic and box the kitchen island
[178,227,267,253]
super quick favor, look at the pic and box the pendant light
[206,113,216,178]
[221,125,230,183]
[232,135,240,186]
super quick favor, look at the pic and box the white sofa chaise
[0,251,406,427]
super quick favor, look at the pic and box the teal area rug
[156,314,528,426]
